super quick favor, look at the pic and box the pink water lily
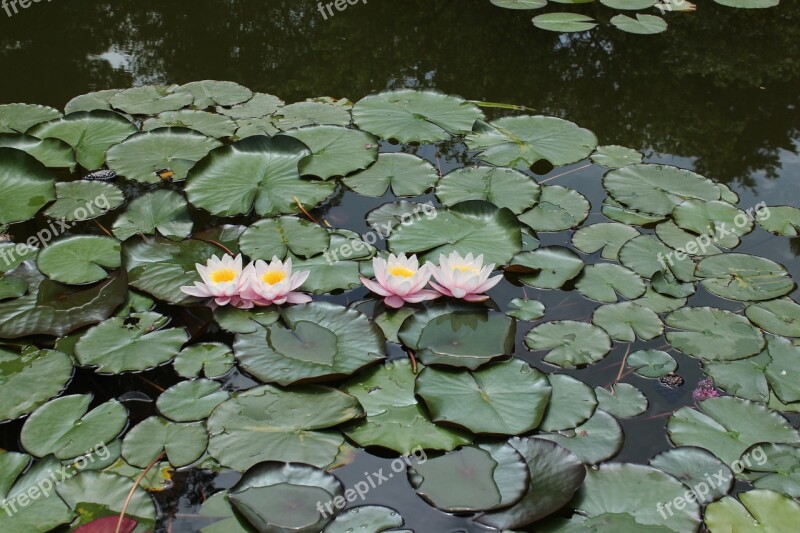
[180,253,251,308]
[240,256,312,306]
[428,251,502,302]
[360,253,440,308]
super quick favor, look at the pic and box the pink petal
[181,283,212,297]
[286,292,313,304]
[403,290,441,303]
[384,295,406,309]
[463,294,491,302]
[474,274,503,293]
[361,277,392,297]
[429,281,454,297]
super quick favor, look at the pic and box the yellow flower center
[261,270,287,285]
[452,264,479,274]
[210,268,237,284]
[388,265,415,278]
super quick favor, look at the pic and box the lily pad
[526,320,612,368]
[0,347,73,422]
[36,236,121,285]
[27,111,137,169]
[344,153,439,197]
[650,447,733,504]
[216,92,284,119]
[665,306,765,361]
[323,505,410,533]
[466,116,597,168]
[110,85,194,115]
[0,453,73,532]
[44,181,124,221]
[341,359,473,454]
[508,246,584,289]
[185,135,335,217]
[590,145,643,169]
[517,185,590,231]
[576,263,646,303]
[757,206,800,236]
[0,103,61,133]
[74,311,188,373]
[143,110,238,138]
[415,359,552,434]
[173,342,235,379]
[537,409,624,465]
[0,133,75,169]
[106,127,222,183]
[745,297,800,337]
[592,302,663,341]
[238,216,330,260]
[272,101,352,131]
[234,302,385,385]
[627,349,677,378]
[705,489,800,532]
[594,383,648,418]
[0,147,55,224]
[122,416,208,468]
[20,394,127,460]
[206,384,364,470]
[436,166,541,214]
[176,80,253,109]
[539,373,598,432]
[56,471,157,529]
[156,379,230,422]
[695,253,795,302]
[64,89,123,114]
[353,89,483,143]
[572,222,640,259]
[611,13,668,34]
[283,125,378,180]
[532,13,598,32]
[506,298,546,321]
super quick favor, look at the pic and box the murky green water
[1,1,799,531]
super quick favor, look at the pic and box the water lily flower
[360,253,440,308]
[241,256,312,306]
[180,253,251,308]
[428,251,502,302]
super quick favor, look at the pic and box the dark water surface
[1,1,799,532]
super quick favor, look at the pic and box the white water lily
[360,253,440,308]
[180,253,251,308]
[428,251,502,302]
[241,256,311,306]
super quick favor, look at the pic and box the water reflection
[1,0,798,188]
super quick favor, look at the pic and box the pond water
[1,1,799,532]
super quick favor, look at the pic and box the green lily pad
[602,197,666,226]
[388,201,521,265]
[185,135,335,217]
[0,133,75,169]
[74,311,188,373]
[289,247,364,294]
[323,505,410,533]
[341,360,473,454]
[739,443,800,497]
[344,153,439,197]
[156,379,230,422]
[27,111,137,169]
[491,0,547,8]
[745,298,800,337]
[673,199,753,249]
[604,164,720,216]
[656,220,723,256]
[238,216,330,260]
[627,349,677,378]
[20,394,127,460]
[436,166,541,214]
[173,342,235,379]
[518,185,590,231]
[353,89,483,143]
[539,373,598,432]
[592,302,663,341]
[272,101,352,131]
[36,236,121,285]
[64,89,124,114]
[198,492,254,533]
[475,437,586,530]
[234,302,385,385]
[0,263,128,338]
[283,125,378,180]
[176,80,253,109]
[665,307,765,361]
[590,145,643,169]
[702,351,771,402]
[213,306,280,334]
[757,206,800,236]
[110,85,194,115]
[595,383,648,418]
[576,263,646,303]
[107,127,221,183]
[44,181,124,221]
[0,147,55,224]
[713,0,779,7]
[537,409,624,464]
[667,396,800,465]
[216,92,284,119]
[695,253,795,302]
[229,462,342,533]
[611,14,668,34]
[532,13,598,32]
[113,190,193,241]
[206,384,364,470]
[122,416,208,468]
[467,116,597,168]
[413,311,516,369]
[507,298,546,321]
[650,447,733,504]
[508,246,585,289]
[705,489,800,532]
[143,110,238,138]
[408,443,529,512]
[0,347,73,422]
[619,234,697,281]
[0,103,61,133]
[56,471,157,529]
[0,453,73,531]
[572,222,640,259]
[526,320,612,368]
[415,359,552,434]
